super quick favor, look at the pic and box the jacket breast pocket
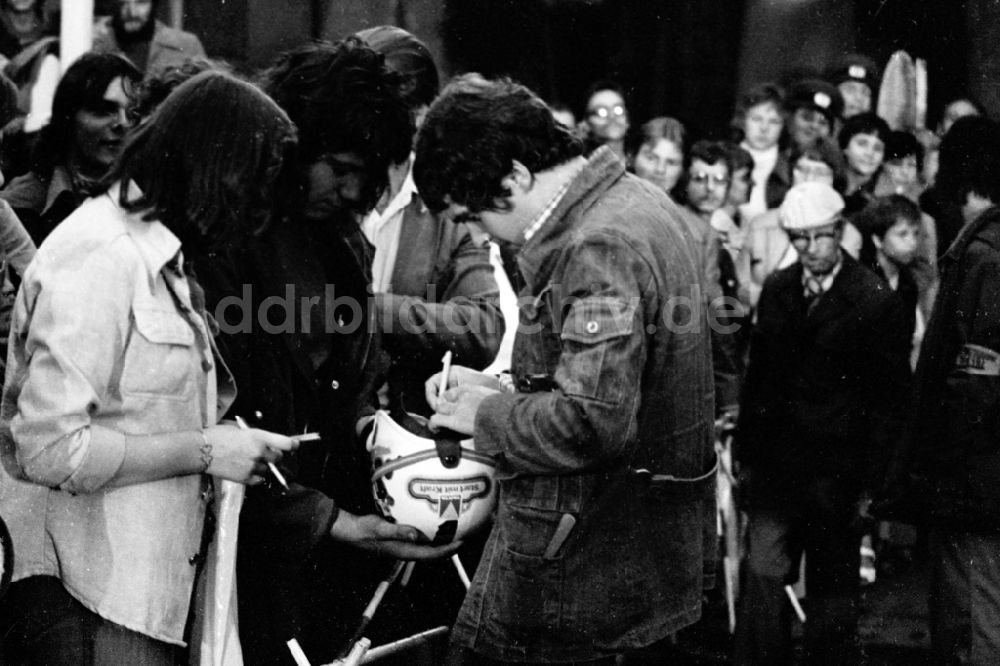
[556,296,637,403]
[121,307,197,400]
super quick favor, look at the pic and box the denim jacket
[0,184,233,645]
[451,148,716,662]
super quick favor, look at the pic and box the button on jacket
[0,184,234,645]
[452,147,716,662]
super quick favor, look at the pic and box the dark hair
[857,194,921,239]
[356,25,439,111]
[731,82,786,141]
[134,56,233,119]
[108,71,297,255]
[933,95,986,134]
[627,116,681,160]
[936,115,1000,205]
[729,144,754,173]
[260,38,413,213]
[584,79,628,111]
[687,139,732,174]
[837,112,890,150]
[638,116,686,153]
[677,140,733,206]
[790,137,848,193]
[31,52,141,178]
[414,74,584,213]
[856,195,921,267]
[884,130,924,172]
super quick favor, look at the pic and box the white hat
[779,182,845,231]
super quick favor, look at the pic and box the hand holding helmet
[329,510,461,560]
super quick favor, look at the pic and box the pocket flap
[132,307,195,346]
[560,296,636,345]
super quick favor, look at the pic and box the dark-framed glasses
[786,228,839,246]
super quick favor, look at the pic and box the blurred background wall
[84,0,995,133]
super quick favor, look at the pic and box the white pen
[438,350,453,402]
[234,415,289,490]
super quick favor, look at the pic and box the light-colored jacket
[92,17,206,78]
[0,184,234,645]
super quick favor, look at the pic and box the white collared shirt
[362,157,418,292]
[801,252,844,296]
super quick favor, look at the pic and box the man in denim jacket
[417,74,716,664]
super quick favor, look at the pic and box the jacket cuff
[473,391,518,457]
[312,496,340,542]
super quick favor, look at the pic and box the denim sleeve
[8,242,134,492]
[473,232,650,474]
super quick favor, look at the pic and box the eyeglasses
[588,105,626,120]
[786,229,839,246]
[689,172,730,187]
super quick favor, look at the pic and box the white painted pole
[168,0,184,29]
[60,0,94,74]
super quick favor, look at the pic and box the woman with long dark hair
[2,52,141,244]
[0,70,299,666]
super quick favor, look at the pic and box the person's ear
[503,160,533,194]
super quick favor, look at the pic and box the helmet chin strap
[388,404,465,468]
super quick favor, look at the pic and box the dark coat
[1,167,82,246]
[904,206,1000,530]
[737,253,912,504]
[200,214,388,666]
[765,150,792,210]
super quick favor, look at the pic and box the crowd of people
[0,1,998,665]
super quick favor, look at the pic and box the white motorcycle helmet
[368,408,498,544]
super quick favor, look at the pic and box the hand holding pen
[229,416,320,489]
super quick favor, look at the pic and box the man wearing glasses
[581,80,630,159]
[684,140,734,224]
[734,181,911,664]
[682,139,745,418]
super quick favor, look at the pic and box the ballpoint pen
[234,415,289,490]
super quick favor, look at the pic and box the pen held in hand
[438,350,453,402]
[234,415,289,490]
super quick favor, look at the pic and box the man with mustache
[92,0,205,78]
